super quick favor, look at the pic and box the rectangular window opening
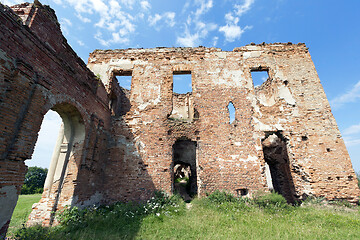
[250,69,269,88]
[115,71,132,90]
[173,71,192,94]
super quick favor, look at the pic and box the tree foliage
[21,167,48,195]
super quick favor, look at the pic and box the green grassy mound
[7,191,360,240]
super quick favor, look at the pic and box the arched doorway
[22,103,85,226]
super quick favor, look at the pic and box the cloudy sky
[3,0,360,173]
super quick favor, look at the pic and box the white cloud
[194,0,213,19]
[330,80,360,109]
[340,121,360,147]
[164,12,176,27]
[343,136,360,147]
[77,40,85,46]
[148,12,176,29]
[94,31,129,47]
[76,13,91,23]
[148,14,162,26]
[219,24,249,42]
[60,18,72,35]
[343,123,360,136]
[219,1,254,43]
[176,27,200,47]
[2,0,23,6]
[53,0,139,47]
[212,36,218,46]
[234,0,255,16]
[140,0,151,11]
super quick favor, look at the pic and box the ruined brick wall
[88,45,359,205]
[0,3,111,237]
[1,1,359,238]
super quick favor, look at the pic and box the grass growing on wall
[7,191,360,240]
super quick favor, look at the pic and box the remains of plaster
[0,2,359,237]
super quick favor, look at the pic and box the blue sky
[4,0,360,173]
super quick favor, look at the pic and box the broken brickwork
[88,44,359,206]
[0,2,111,238]
[0,1,359,239]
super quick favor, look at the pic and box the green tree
[21,167,48,195]
[357,172,360,189]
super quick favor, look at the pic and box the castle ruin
[0,2,359,238]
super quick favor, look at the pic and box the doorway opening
[172,139,197,201]
[262,132,296,203]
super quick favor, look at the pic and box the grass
[7,194,41,236]
[7,192,360,240]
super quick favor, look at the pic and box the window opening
[172,139,197,202]
[116,75,132,90]
[227,102,235,124]
[173,71,192,94]
[114,71,132,116]
[251,70,269,87]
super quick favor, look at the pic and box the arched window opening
[227,102,235,124]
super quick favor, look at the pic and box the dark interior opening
[262,132,297,203]
[172,139,197,201]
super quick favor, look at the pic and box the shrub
[13,224,53,240]
[254,192,289,211]
[57,206,89,230]
[206,190,237,204]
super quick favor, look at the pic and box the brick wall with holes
[88,44,359,204]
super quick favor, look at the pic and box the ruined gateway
[0,2,359,237]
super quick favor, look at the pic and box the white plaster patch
[278,85,296,105]
[0,185,18,231]
[252,117,272,131]
[274,124,284,130]
[214,52,227,59]
[234,142,241,146]
[230,154,239,160]
[208,68,221,75]
[257,92,276,107]
[293,107,300,117]
[244,46,262,51]
[243,51,262,59]
[128,118,140,126]
[247,155,258,162]
[77,192,103,208]
[110,59,133,70]
[213,69,244,87]
[88,62,111,86]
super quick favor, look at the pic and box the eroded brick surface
[0,1,359,238]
